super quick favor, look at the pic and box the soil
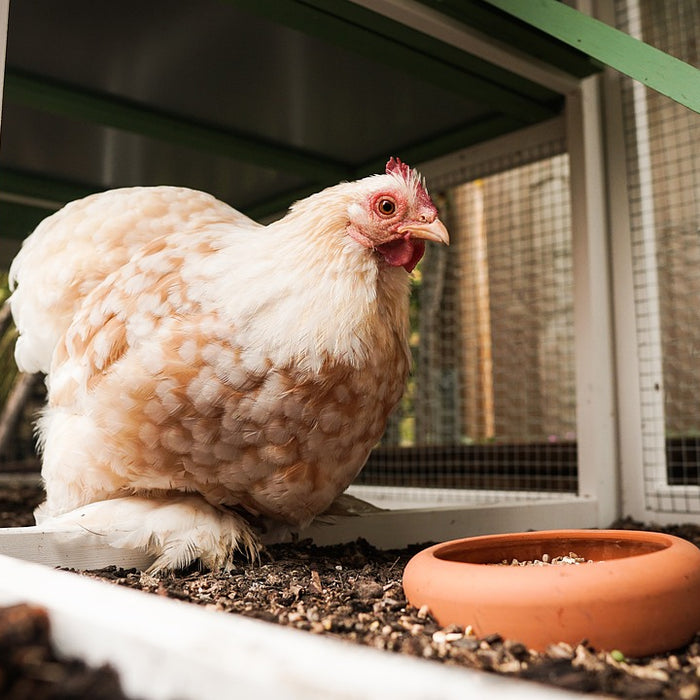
[0,603,132,700]
[0,478,44,527]
[2,477,700,699]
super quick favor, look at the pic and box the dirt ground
[0,603,132,700]
[1,477,700,699]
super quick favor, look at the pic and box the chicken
[8,158,449,571]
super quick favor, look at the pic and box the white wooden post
[624,0,668,498]
[596,0,700,525]
[566,74,621,527]
[595,21,647,522]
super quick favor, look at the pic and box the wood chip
[310,569,323,594]
[3,483,700,700]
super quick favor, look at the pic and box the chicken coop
[0,0,698,696]
[1,0,695,540]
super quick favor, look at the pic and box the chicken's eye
[377,198,396,216]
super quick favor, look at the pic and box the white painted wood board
[0,494,597,570]
[0,553,597,700]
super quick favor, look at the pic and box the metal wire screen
[359,138,578,501]
[615,0,700,512]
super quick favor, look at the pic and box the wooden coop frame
[0,0,697,558]
[0,2,697,696]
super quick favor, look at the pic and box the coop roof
[0,0,690,246]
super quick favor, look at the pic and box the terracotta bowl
[402,529,700,657]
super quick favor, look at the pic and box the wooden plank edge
[0,552,591,700]
[0,496,597,570]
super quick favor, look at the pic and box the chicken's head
[346,157,449,273]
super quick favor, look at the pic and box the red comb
[385,156,430,203]
[386,157,413,180]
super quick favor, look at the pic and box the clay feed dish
[402,529,700,657]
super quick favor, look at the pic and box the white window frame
[597,0,700,525]
[0,101,612,561]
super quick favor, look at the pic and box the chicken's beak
[398,218,450,246]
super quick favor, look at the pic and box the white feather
[36,495,259,573]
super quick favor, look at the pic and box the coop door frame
[342,0,700,547]
[329,78,618,548]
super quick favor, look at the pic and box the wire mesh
[615,0,700,512]
[360,140,578,500]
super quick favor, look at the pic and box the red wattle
[376,238,425,272]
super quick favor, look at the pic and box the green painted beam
[0,165,288,230]
[243,185,321,221]
[3,69,353,182]
[0,168,103,241]
[0,107,527,227]
[482,0,700,114]
[0,201,50,242]
[245,113,523,219]
[0,167,100,206]
[418,0,600,79]
[302,0,561,103]
[226,0,558,122]
[355,114,522,179]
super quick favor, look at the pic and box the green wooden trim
[418,0,600,78]
[0,201,52,241]
[226,0,557,121]
[0,202,47,241]
[303,0,560,103]
[482,0,700,114]
[3,69,353,182]
[0,108,526,225]
[243,184,321,221]
[0,167,99,206]
[245,114,523,219]
[355,114,522,178]
[0,168,102,241]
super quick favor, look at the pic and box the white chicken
[8,158,449,571]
